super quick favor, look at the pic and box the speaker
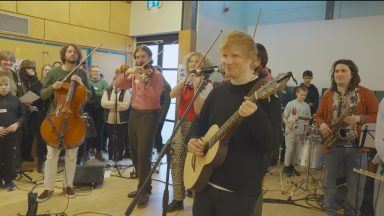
[73,165,104,187]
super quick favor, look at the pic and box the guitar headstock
[255,72,292,100]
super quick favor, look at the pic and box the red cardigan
[315,86,378,152]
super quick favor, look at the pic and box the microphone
[190,66,219,75]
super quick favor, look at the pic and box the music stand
[359,123,376,149]
[17,169,36,184]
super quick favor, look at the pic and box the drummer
[282,85,311,177]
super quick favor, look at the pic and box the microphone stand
[125,73,212,216]
[112,87,123,177]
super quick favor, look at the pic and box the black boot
[186,189,194,198]
[166,200,184,212]
[37,162,44,173]
[283,166,293,177]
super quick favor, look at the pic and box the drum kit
[299,124,323,170]
[277,120,384,206]
[286,123,324,198]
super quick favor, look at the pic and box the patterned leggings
[170,121,192,201]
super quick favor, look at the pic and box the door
[136,34,179,144]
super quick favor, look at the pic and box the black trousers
[88,107,105,152]
[21,111,46,164]
[35,111,47,165]
[107,123,127,161]
[102,125,108,151]
[154,122,165,153]
[123,123,130,156]
[0,131,18,181]
[21,112,34,159]
[193,185,257,216]
[128,110,159,192]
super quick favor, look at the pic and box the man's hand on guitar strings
[188,138,205,156]
[343,115,360,125]
[320,122,332,137]
[239,96,258,117]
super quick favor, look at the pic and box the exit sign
[147,1,161,9]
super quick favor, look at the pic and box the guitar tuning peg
[274,93,279,98]
[268,97,271,102]
[281,90,286,94]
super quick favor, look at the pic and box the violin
[114,64,154,88]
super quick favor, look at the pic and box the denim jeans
[323,145,367,216]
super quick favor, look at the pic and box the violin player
[114,45,164,206]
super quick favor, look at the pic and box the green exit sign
[147,1,161,9]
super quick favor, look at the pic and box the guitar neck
[206,72,291,149]
[208,92,258,148]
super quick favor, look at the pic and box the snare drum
[298,137,323,169]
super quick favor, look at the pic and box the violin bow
[62,43,103,81]
[252,8,262,39]
[252,8,262,74]
[195,30,223,70]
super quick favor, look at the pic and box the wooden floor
[0,155,326,216]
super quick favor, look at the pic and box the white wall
[196,14,246,82]
[130,1,182,36]
[245,15,384,91]
[196,1,247,66]
[92,52,126,84]
[196,14,245,66]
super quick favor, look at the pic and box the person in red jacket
[315,59,378,216]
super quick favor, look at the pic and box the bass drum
[298,136,323,170]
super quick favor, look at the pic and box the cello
[40,45,101,149]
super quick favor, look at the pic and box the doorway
[136,33,179,143]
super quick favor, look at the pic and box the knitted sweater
[315,86,378,151]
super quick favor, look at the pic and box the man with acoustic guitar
[37,44,91,202]
[186,31,280,216]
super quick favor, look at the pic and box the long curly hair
[60,44,82,65]
[183,52,212,74]
[330,59,361,91]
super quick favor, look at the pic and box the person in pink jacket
[114,45,164,206]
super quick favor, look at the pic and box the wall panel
[0,1,16,12]
[130,1,182,36]
[91,51,126,84]
[45,20,126,51]
[110,1,131,35]
[70,1,110,31]
[29,16,45,40]
[0,37,44,79]
[17,1,70,23]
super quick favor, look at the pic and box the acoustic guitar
[184,72,293,192]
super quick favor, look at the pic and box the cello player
[37,44,91,202]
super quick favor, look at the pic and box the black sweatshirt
[301,83,320,115]
[187,78,280,197]
[0,93,25,127]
